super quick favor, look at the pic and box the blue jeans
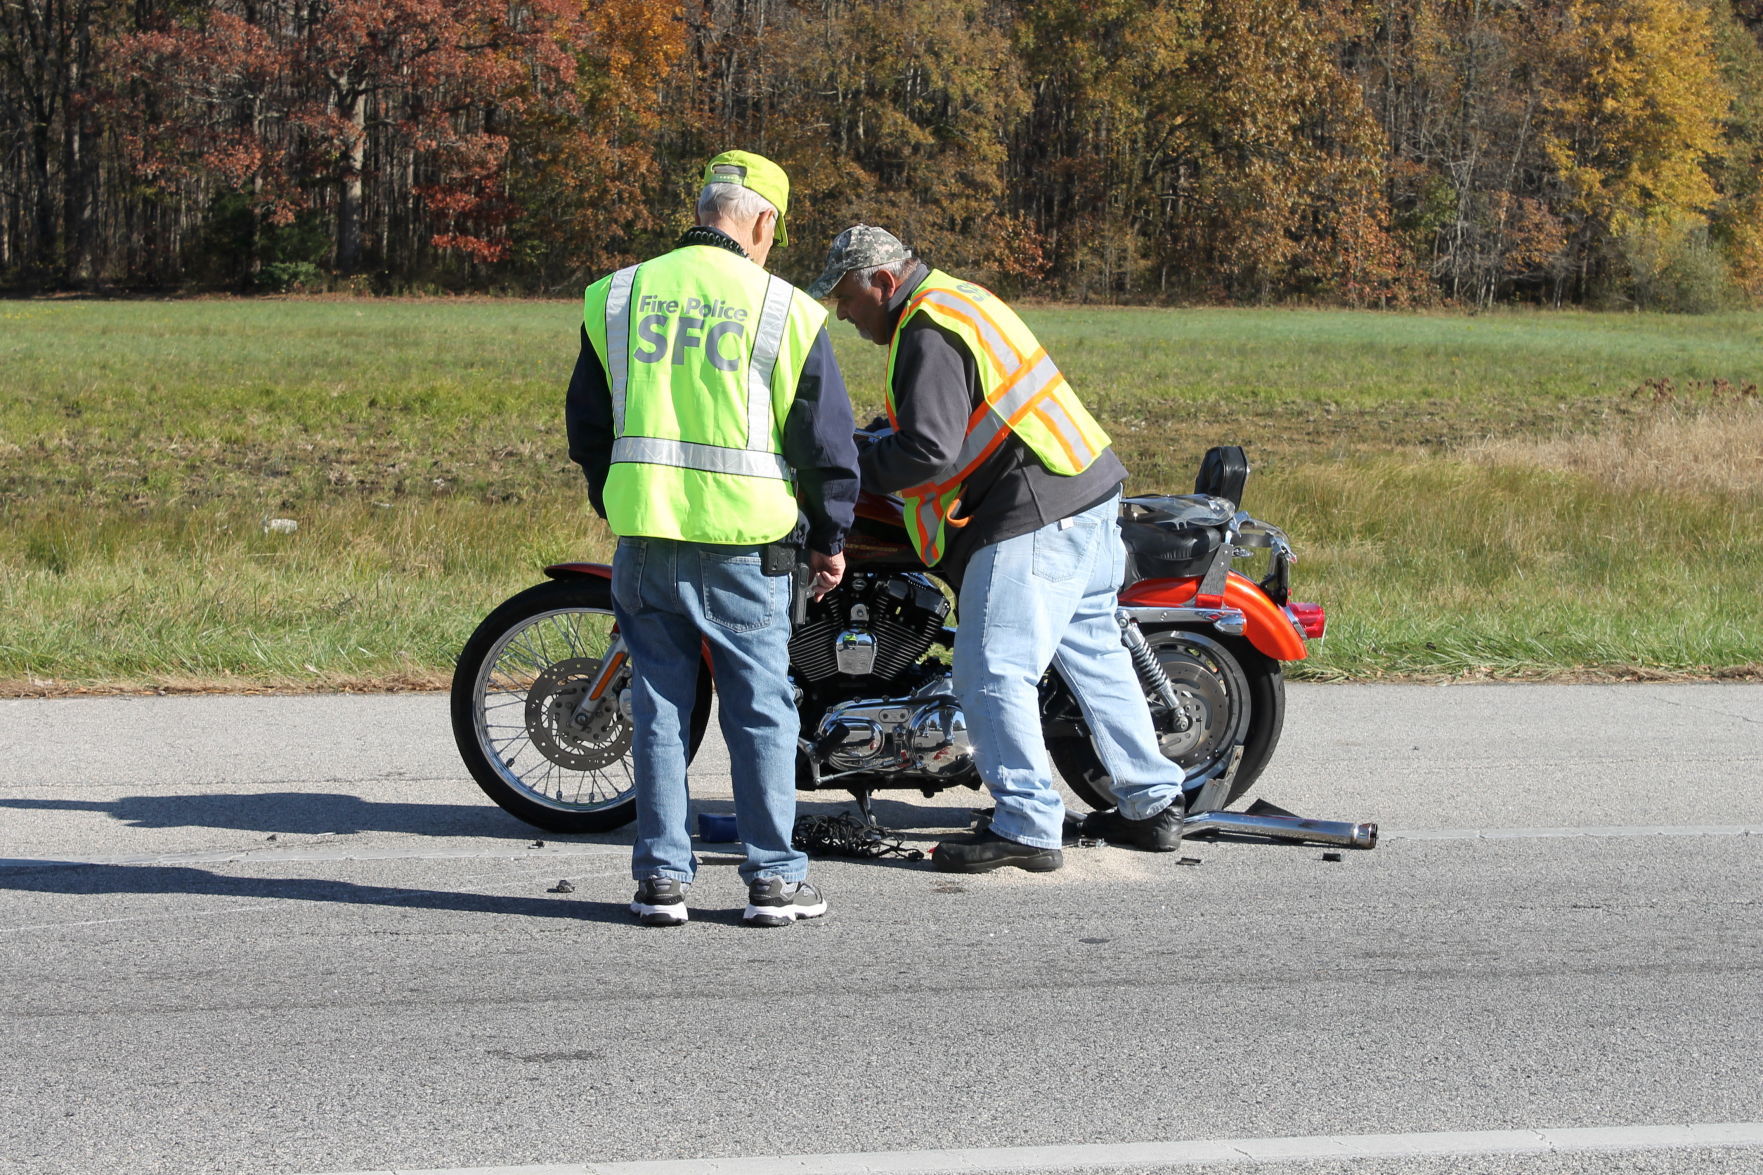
[611,537,807,885]
[953,493,1185,849]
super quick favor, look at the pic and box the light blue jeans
[953,493,1185,849]
[611,537,807,885]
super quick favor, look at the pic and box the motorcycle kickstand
[850,788,878,828]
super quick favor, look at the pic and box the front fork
[568,633,631,729]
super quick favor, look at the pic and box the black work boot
[932,829,1064,873]
[1081,799,1185,852]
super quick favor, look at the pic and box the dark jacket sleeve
[564,324,613,519]
[859,319,976,493]
[784,326,860,556]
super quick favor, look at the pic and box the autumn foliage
[3,0,1761,306]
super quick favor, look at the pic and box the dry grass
[1464,392,1763,498]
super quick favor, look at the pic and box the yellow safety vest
[884,270,1112,564]
[583,244,825,544]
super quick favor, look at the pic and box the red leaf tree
[117,0,589,275]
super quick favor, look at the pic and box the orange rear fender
[1119,572,1308,662]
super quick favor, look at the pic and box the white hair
[696,182,776,228]
[852,257,916,287]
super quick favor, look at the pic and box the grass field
[2,297,1759,693]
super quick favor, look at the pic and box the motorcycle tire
[1048,627,1284,813]
[449,576,712,833]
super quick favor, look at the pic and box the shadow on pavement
[0,859,633,923]
[0,788,979,843]
[0,791,610,842]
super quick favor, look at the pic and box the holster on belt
[761,517,808,577]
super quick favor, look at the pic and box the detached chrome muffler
[1182,798,1379,850]
[1171,748,1378,850]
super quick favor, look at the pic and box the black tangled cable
[792,812,925,861]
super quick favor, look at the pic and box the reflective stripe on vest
[609,436,791,480]
[910,288,1023,379]
[605,266,796,463]
[604,265,636,435]
[745,276,795,456]
[948,347,1099,472]
[888,278,1108,563]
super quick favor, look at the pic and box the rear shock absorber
[1117,612,1185,722]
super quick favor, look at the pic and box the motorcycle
[450,444,1364,847]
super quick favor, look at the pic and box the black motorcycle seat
[1121,521,1221,581]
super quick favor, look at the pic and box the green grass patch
[1256,458,1763,678]
[2,297,1759,691]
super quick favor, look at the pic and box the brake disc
[1154,651,1230,767]
[523,657,632,771]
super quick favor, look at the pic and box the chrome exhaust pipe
[1181,799,1378,849]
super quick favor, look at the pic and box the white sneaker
[742,878,827,927]
[630,877,689,927]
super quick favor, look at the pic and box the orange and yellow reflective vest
[884,270,1112,564]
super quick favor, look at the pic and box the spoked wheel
[449,576,711,833]
[1047,627,1284,812]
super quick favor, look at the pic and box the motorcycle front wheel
[1047,627,1284,813]
[449,576,712,833]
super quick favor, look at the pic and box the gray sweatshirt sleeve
[858,319,977,493]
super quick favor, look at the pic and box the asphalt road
[1,683,1759,1175]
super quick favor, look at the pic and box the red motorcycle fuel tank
[841,489,918,566]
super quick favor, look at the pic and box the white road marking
[314,1122,1763,1175]
[0,904,280,934]
[0,864,620,934]
[1387,824,1759,841]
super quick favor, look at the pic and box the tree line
[4,0,1761,308]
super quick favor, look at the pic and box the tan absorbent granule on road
[960,844,1172,886]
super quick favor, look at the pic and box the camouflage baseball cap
[702,150,791,246]
[807,225,914,298]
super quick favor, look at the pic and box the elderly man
[568,152,859,925]
[807,225,1184,873]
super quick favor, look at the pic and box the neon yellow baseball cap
[701,150,791,246]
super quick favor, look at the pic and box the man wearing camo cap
[809,225,1187,873]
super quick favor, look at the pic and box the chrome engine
[809,677,973,778]
[788,573,949,684]
[790,573,972,783]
